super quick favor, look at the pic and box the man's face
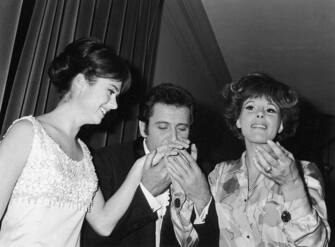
[139,103,191,151]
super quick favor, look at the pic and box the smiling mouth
[251,124,266,129]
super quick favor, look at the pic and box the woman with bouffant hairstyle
[208,72,330,246]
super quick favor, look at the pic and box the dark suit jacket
[81,138,219,247]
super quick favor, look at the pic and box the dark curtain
[0,0,164,149]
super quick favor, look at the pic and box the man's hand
[166,144,211,213]
[141,140,190,196]
[141,160,171,196]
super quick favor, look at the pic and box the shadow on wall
[190,102,244,175]
[283,99,334,177]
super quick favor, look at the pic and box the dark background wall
[203,0,335,116]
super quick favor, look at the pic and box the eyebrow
[176,123,190,127]
[244,100,255,105]
[268,103,277,107]
[154,121,189,126]
[266,100,278,107]
[155,121,169,125]
[244,99,276,106]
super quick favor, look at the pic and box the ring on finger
[265,166,272,173]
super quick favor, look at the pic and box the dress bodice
[0,116,98,247]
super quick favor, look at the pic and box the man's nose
[170,128,178,141]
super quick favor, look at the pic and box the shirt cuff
[139,183,162,212]
[193,197,212,224]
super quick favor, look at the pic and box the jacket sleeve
[107,187,158,241]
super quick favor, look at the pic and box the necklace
[248,174,260,192]
[245,156,261,193]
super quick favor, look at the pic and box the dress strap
[1,115,38,141]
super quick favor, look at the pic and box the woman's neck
[244,142,269,185]
[245,153,259,182]
[38,102,82,139]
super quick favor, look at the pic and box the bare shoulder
[2,118,34,142]
[0,118,35,214]
[0,118,35,161]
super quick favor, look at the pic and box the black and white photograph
[0,0,333,246]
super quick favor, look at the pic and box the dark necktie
[160,190,179,246]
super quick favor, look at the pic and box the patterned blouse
[208,152,330,247]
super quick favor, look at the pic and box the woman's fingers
[143,149,157,169]
[168,139,190,150]
[190,143,197,160]
[252,157,272,177]
[254,149,272,173]
[256,146,278,167]
[156,139,190,154]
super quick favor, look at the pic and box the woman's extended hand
[253,140,300,186]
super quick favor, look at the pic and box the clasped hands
[141,140,211,213]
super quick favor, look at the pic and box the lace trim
[9,194,91,211]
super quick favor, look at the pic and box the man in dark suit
[81,83,219,247]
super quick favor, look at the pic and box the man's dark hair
[139,83,195,125]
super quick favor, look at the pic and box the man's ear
[236,118,241,129]
[278,121,284,133]
[139,121,148,138]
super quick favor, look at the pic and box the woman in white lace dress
[0,38,156,247]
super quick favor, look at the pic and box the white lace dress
[0,116,98,247]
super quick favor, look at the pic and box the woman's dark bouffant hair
[222,72,300,141]
[48,38,131,97]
